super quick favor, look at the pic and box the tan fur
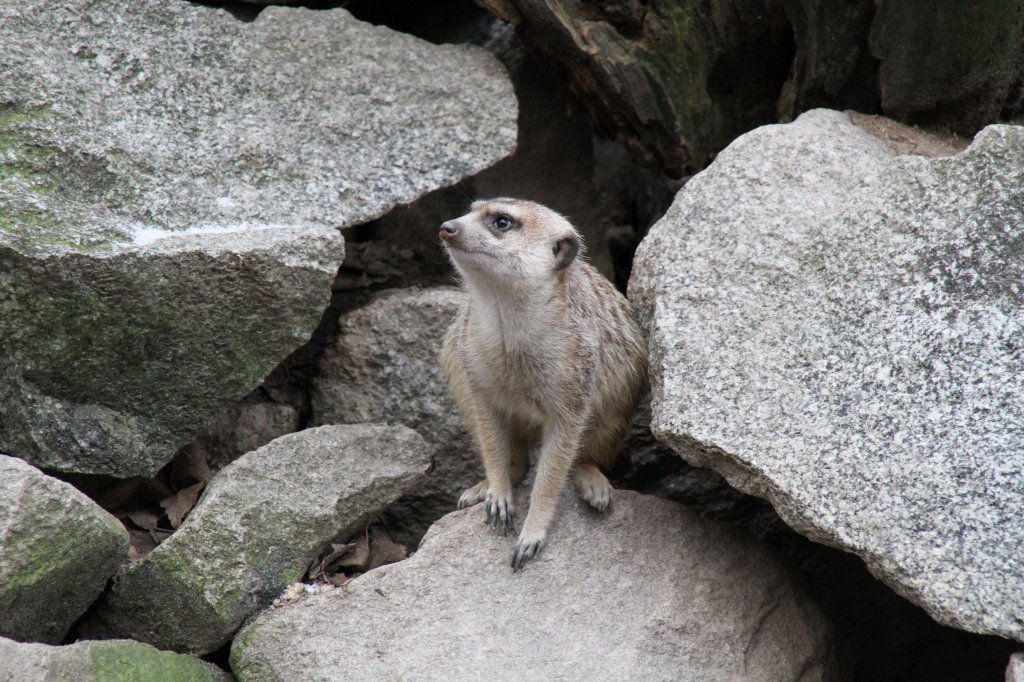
[439,198,647,569]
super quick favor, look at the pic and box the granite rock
[0,455,128,644]
[231,490,837,681]
[630,109,1024,641]
[82,425,432,654]
[0,636,230,682]
[0,0,516,477]
[1008,653,1024,682]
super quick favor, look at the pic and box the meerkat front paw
[457,479,489,509]
[484,490,516,534]
[511,528,544,571]
[458,480,515,533]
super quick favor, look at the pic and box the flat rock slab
[0,0,516,235]
[630,109,1024,640]
[231,490,837,681]
[0,455,128,644]
[0,637,230,682]
[312,287,474,542]
[0,0,516,477]
[83,425,432,655]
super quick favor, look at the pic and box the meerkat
[439,198,647,570]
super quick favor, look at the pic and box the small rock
[82,425,432,654]
[231,490,838,681]
[0,636,230,682]
[0,455,128,644]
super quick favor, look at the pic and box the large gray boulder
[0,637,230,682]
[231,490,837,681]
[630,109,1024,641]
[82,425,432,655]
[0,455,128,644]
[0,0,516,477]
[311,288,476,543]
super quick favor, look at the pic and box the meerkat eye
[492,215,514,231]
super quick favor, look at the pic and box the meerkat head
[439,198,582,285]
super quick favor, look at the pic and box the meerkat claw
[511,538,542,571]
[484,494,515,534]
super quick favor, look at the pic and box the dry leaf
[367,528,409,571]
[326,573,349,587]
[308,526,411,586]
[337,534,371,570]
[125,510,161,531]
[160,482,205,529]
[128,529,159,561]
[310,542,356,582]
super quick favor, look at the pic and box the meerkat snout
[439,220,460,240]
[439,197,648,570]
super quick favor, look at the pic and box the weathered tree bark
[776,0,878,119]
[477,0,1024,174]
[475,0,795,176]
[870,0,1024,132]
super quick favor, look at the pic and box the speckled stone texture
[630,109,1024,641]
[231,490,837,681]
[0,0,516,235]
[82,425,432,655]
[311,287,476,543]
[0,0,516,477]
[0,227,343,477]
[0,636,230,682]
[0,455,128,644]
[1007,653,1024,682]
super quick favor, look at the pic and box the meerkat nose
[440,221,460,240]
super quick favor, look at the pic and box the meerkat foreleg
[457,428,530,519]
[511,420,583,570]
[457,406,518,532]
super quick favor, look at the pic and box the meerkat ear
[553,234,580,270]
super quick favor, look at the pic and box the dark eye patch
[491,213,516,232]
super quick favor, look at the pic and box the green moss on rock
[89,642,226,682]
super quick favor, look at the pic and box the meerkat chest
[464,312,590,420]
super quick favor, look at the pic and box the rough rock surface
[0,636,230,682]
[1008,654,1024,682]
[0,455,128,644]
[0,0,515,234]
[0,0,516,477]
[231,490,837,681]
[82,425,432,655]
[311,288,473,544]
[630,109,1024,641]
[0,227,343,478]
